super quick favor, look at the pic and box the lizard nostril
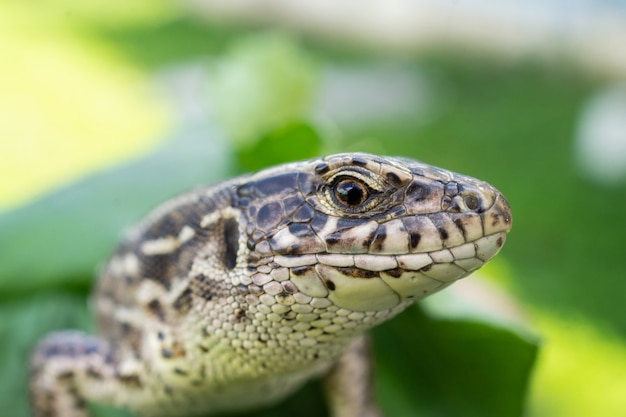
[463,195,480,211]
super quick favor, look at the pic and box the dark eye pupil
[335,180,367,206]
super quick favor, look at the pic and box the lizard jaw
[272,231,507,312]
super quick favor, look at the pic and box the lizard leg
[29,330,119,417]
[323,335,384,417]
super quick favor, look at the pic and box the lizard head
[236,153,511,314]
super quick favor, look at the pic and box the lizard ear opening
[223,217,239,270]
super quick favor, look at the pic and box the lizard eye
[333,178,369,208]
[320,168,387,215]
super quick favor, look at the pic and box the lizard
[28,152,512,417]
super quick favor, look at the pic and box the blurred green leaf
[237,122,323,172]
[0,124,232,297]
[98,17,246,69]
[373,306,537,417]
[211,32,319,146]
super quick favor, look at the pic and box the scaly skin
[29,153,512,417]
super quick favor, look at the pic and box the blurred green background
[2,1,626,416]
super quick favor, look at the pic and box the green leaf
[211,32,319,146]
[237,122,323,172]
[0,124,232,296]
[373,306,538,417]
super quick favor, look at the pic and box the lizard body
[29,153,512,417]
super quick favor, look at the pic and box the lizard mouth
[271,231,507,312]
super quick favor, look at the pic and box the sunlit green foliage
[211,33,319,146]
